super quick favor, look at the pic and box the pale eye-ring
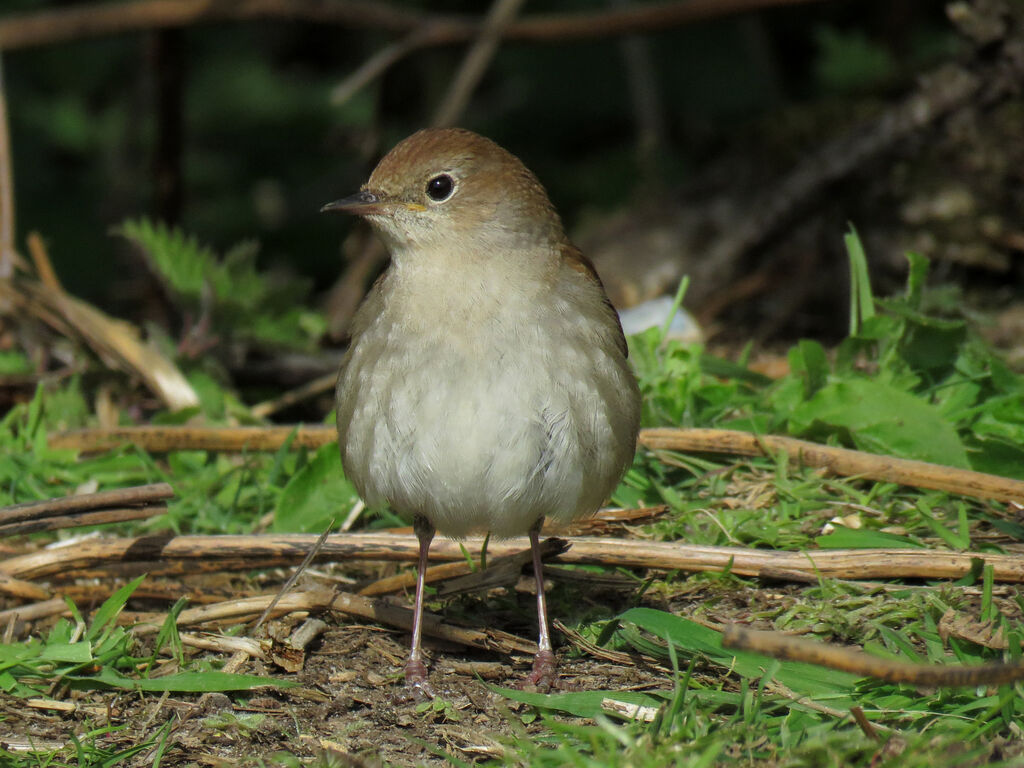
[425,174,455,202]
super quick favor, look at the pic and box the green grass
[0,575,292,699]
[1,227,1023,765]
[0,577,291,766]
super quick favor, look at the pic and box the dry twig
[431,0,526,128]
[26,232,62,292]
[641,428,1024,504]
[330,30,432,108]
[130,588,536,656]
[0,482,173,536]
[1,268,200,410]
[0,0,830,51]
[0,574,50,601]
[433,537,568,597]
[0,597,67,626]
[0,56,15,281]
[724,624,1024,687]
[356,519,635,595]
[250,372,336,419]
[50,424,335,453]
[48,425,1024,504]
[3,532,1023,583]
[0,506,168,537]
[252,521,333,632]
[358,559,476,597]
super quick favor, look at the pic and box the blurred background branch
[1,0,1022,403]
[0,0,829,50]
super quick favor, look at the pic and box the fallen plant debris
[0,481,172,536]
[2,482,1023,700]
[4,529,1024,584]
[722,624,1024,687]
[0,238,199,411]
[46,424,1024,503]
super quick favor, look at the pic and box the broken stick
[47,425,1024,504]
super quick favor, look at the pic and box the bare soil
[0,572,688,766]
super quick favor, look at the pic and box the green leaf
[899,323,967,377]
[844,224,875,335]
[0,350,31,375]
[904,251,929,308]
[25,382,44,446]
[115,217,323,350]
[69,667,295,692]
[659,275,690,341]
[273,441,359,532]
[0,671,17,691]
[616,608,860,699]
[814,526,924,549]
[116,218,220,302]
[815,26,897,95]
[788,339,829,398]
[915,501,970,550]
[789,378,969,468]
[879,298,965,332]
[87,574,146,643]
[967,437,1024,480]
[699,353,772,387]
[149,597,189,672]
[38,642,94,664]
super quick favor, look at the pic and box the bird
[322,127,641,695]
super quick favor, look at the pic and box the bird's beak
[320,189,389,216]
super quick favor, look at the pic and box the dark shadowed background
[3,0,1019,351]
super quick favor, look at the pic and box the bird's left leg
[522,516,557,691]
[404,513,436,698]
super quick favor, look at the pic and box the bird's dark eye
[425,174,455,202]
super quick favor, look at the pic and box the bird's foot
[400,658,436,701]
[517,649,557,693]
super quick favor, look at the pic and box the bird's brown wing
[560,243,629,358]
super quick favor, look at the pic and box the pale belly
[337,318,636,538]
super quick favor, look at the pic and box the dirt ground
[1,569,696,766]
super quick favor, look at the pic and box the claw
[518,649,557,692]
[400,658,436,701]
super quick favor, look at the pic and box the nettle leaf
[933,379,983,422]
[117,219,267,317]
[967,397,1024,478]
[971,398,1024,443]
[217,240,269,311]
[115,217,322,350]
[116,218,217,304]
[788,378,969,468]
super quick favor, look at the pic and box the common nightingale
[323,128,641,695]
